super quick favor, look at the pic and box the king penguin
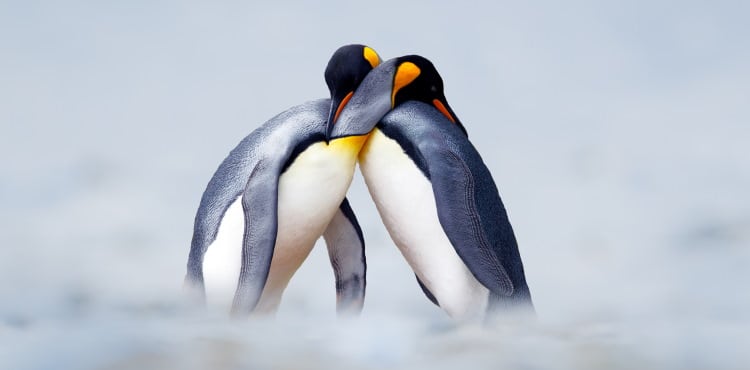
[328,55,533,320]
[185,44,382,316]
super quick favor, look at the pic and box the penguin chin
[326,112,379,143]
[328,116,382,142]
[327,134,370,156]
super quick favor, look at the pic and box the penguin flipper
[323,197,367,315]
[230,159,281,316]
[380,101,531,307]
[426,142,515,297]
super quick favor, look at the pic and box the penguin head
[324,44,382,140]
[327,55,467,141]
[390,56,466,136]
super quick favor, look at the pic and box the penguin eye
[430,85,437,93]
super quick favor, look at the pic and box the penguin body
[360,127,489,318]
[327,55,533,319]
[186,99,367,315]
[359,102,532,319]
[186,44,382,316]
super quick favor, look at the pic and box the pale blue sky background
[1,1,749,369]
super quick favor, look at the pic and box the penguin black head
[324,44,381,140]
[390,55,466,136]
[328,54,467,140]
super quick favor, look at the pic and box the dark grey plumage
[185,99,366,314]
[378,101,533,311]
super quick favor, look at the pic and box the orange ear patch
[432,99,456,123]
[392,62,421,107]
[363,47,380,68]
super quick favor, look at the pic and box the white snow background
[1,1,749,369]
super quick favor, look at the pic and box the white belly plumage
[359,129,489,319]
[201,138,361,313]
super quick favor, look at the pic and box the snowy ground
[2,1,749,369]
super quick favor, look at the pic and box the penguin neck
[329,134,371,157]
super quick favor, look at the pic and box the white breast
[202,138,361,313]
[359,129,489,319]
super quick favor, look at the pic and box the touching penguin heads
[327,55,467,141]
[325,44,382,140]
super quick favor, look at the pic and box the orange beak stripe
[432,99,456,123]
[333,91,354,124]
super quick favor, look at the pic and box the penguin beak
[326,59,399,141]
[432,97,468,137]
[326,91,354,143]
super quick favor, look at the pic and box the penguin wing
[380,101,517,297]
[323,197,367,315]
[426,142,514,296]
[230,157,282,315]
[432,141,535,309]
[226,99,331,315]
[185,129,270,299]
